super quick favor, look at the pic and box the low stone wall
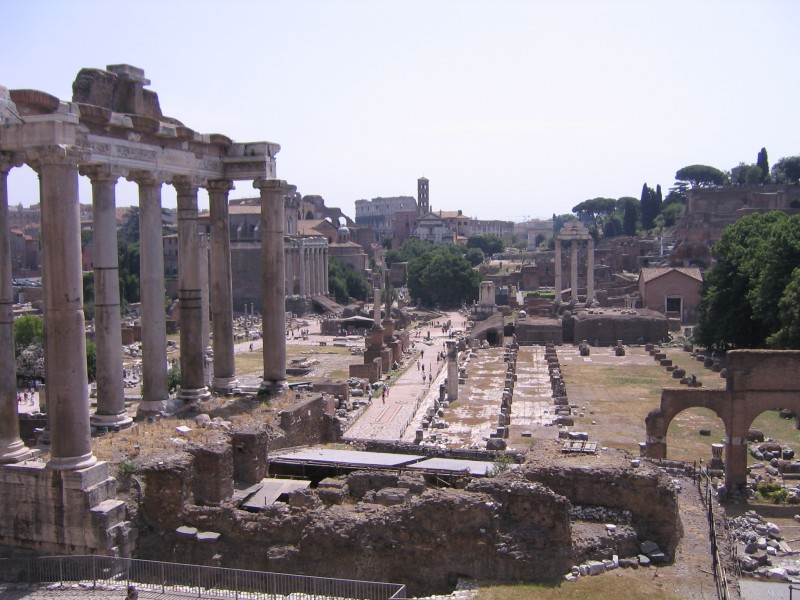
[521,464,681,554]
[278,395,338,447]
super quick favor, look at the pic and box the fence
[0,555,406,600]
[698,470,737,600]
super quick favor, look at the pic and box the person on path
[381,386,387,403]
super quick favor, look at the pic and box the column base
[46,451,98,471]
[137,398,168,418]
[90,412,134,429]
[0,439,32,464]
[259,379,287,395]
[177,386,212,403]
[212,376,240,395]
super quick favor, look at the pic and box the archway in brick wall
[646,350,800,491]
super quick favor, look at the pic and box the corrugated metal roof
[241,478,311,510]
[270,448,425,468]
[408,457,505,476]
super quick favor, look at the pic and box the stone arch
[646,350,800,491]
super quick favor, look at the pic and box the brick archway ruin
[646,350,800,491]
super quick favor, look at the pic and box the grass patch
[475,571,682,600]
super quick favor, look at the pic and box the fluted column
[175,178,210,403]
[0,154,31,463]
[554,238,562,302]
[316,247,323,296]
[82,165,131,429]
[33,147,96,470]
[587,238,595,305]
[133,172,169,415]
[570,241,578,302]
[207,179,238,393]
[256,179,287,392]
[311,247,318,296]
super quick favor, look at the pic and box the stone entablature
[0,65,291,555]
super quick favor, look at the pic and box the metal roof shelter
[408,457,506,476]
[270,448,424,469]
[241,478,312,511]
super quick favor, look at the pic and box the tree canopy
[772,156,800,185]
[695,211,800,350]
[13,315,43,356]
[327,257,371,304]
[467,234,504,256]
[407,247,481,308]
[571,198,617,232]
[675,164,728,188]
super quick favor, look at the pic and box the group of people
[16,388,36,406]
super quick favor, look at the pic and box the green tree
[466,247,485,266]
[621,197,639,236]
[695,211,796,349]
[603,215,624,238]
[757,147,770,183]
[467,234,504,256]
[381,236,393,250]
[13,315,43,356]
[640,183,659,231]
[327,257,371,304]
[571,198,617,233]
[407,248,481,308]
[772,156,800,184]
[553,213,578,234]
[119,206,140,243]
[86,341,97,382]
[16,343,44,383]
[675,164,728,188]
[730,163,763,186]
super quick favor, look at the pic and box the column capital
[206,179,235,194]
[253,178,287,192]
[27,145,84,171]
[127,169,170,186]
[174,175,205,194]
[79,163,123,183]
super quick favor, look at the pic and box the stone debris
[731,509,800,582]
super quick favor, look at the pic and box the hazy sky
[3,0,799,222]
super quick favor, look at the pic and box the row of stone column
[286,243,328,297]
[0,148,289,470]
[553,238,594,303]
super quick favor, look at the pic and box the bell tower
[417,177,429,215]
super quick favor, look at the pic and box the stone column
[34,147,96,470]
[133,173,169,415]
[199,234,211,385]
[446,340,459,401]
[298,244,307,297]
[587,238,595,304]
[570,241,579,302]
[311,247,318,296]
[256,179,287,392]
[323,247,329,295]
[175,178,210,403]
[82,165,132,429]
[0,155,31,463]
[373,287,382,325]
[554,238,562,302]
[207,180,238,393]
[314,247,321,296]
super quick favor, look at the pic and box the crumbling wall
[277,395,338,447]
[188,440,234,506]
[521,465,681,554]
[231,428,270,485]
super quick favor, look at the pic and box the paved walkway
[344,310,464,441]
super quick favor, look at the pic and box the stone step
[90,498,127,528]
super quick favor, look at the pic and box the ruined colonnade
[554,222,594,304]
[0,66,289,471]
[285,237,328,297]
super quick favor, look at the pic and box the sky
[3,0,799,222]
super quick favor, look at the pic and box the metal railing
[698,471,734,600]
[0,555,406,600]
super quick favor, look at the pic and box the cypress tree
[757,147,770,183]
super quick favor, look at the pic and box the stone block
[62,462,110,490]
[375,487,409,506]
